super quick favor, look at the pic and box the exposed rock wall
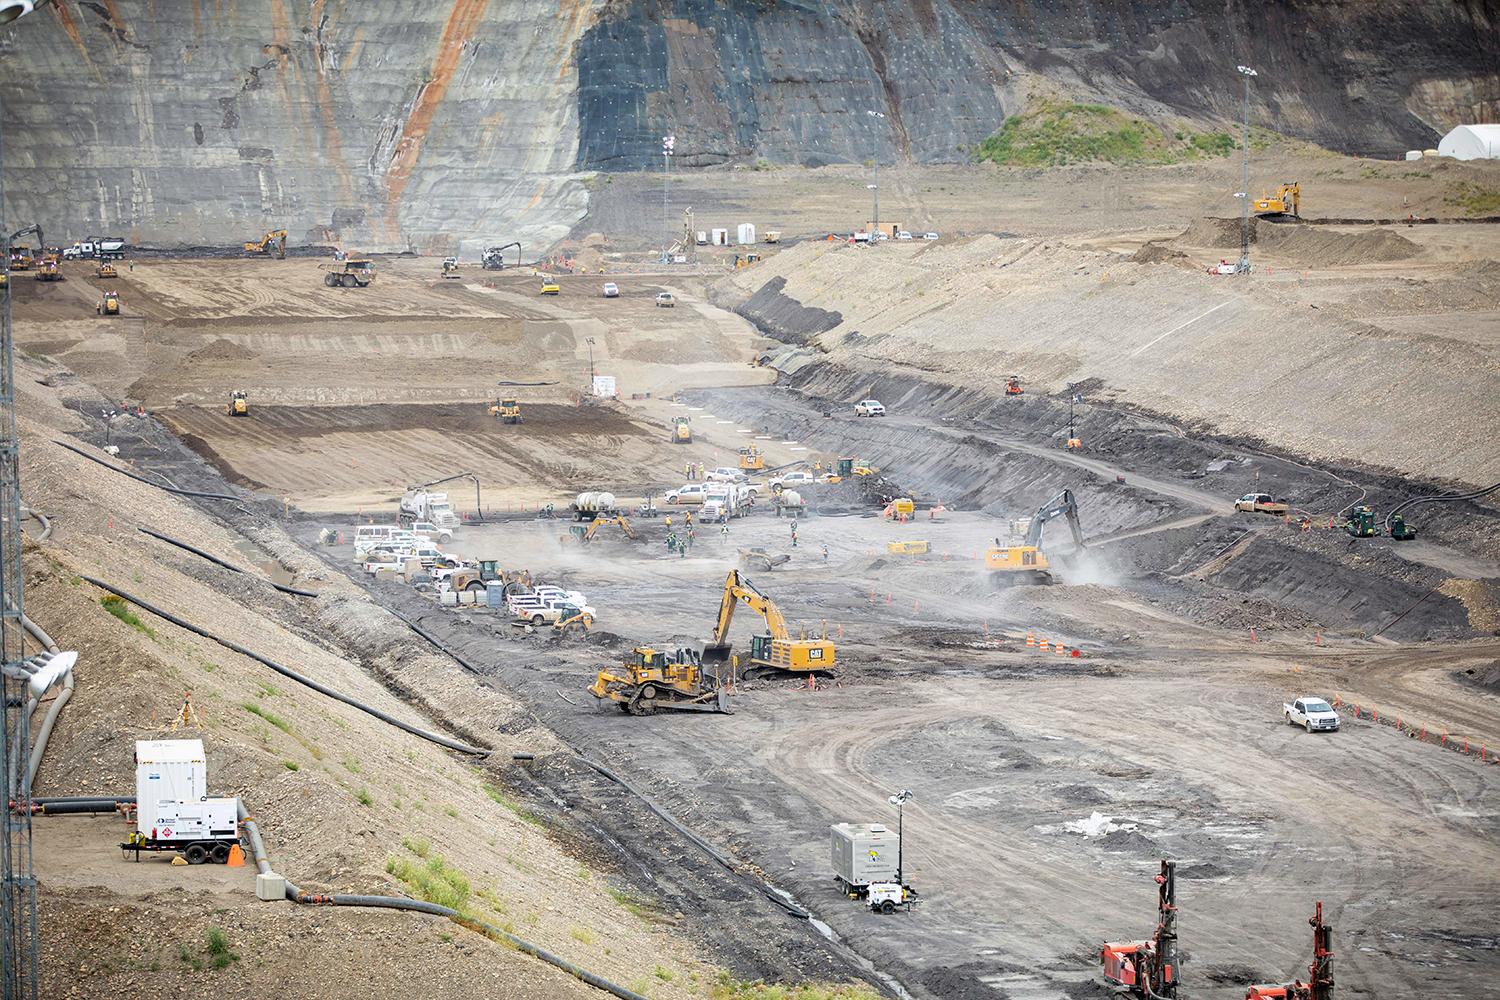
[1,1,1494,251]
[0,0,598,253]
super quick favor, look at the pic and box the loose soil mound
[184,337,259,363]
[1175,217,1421,265]
[1130,242,1189,264]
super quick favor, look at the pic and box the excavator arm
[1023,489,1086,551]
[482,242,522,270]
[705,570,790,660]
[6,224,41,253]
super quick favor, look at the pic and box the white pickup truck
[1284,696,1341,732]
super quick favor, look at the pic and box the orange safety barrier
[1026,632,1036,647]
[1054,643,1065,656]
[1333,695,1497,766]
[1039,638,1050,652]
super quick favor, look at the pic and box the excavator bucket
[701,642,732,664]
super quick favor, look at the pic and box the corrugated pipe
[21,612,72,788]
[79,576,489,757]
[53,439,241,501]
[137,527,320,598]
[21,505,52,542]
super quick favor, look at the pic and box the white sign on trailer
[592,375,617,397]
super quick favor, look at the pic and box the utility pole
[661,135,674,253]
[586,337,596,391]
[1236,65,1258,274]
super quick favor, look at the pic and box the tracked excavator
[6,224,43,272]
[244,229,287,258]
[589,646,729,715]
[1254,182,1301,218]
[702,570,835,677]
[986,489,1085,584]
[568,515,636,544]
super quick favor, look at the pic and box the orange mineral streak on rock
[383,0,491,239]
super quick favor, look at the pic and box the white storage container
[737,223,756,245]
[830,822,901,890]
[711,228,729,246]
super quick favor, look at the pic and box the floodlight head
[1237,65,1258,77]
[0,1,38,24]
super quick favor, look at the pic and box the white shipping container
[737,223,756,245]
[711,228,729,246]
[136,739,208,834]
[830,822,901,889]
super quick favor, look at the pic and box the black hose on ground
[53,439,241,501]
[137,527,320,598]
[386,608,481,672]
[79,576,490,757]
[1384,481,1500,532]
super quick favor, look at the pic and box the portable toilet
[737,223,756,245]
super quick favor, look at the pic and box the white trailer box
[737,223,756,245]
[592,375,617,397]
[830,822,900,891]
[711,228,729,246]
[696,231,708,245]
[136,739,208,825]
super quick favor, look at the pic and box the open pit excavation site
[2,4,1500,1000]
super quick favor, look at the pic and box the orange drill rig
[1244,901,1334,1000]
[1102,859,1179,998]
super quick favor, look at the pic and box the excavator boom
[1023,489,1085,550]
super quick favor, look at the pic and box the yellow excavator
[227,390,249,417]
[985,489,1085,584]
[1253,182,1300,218]
[589,646,729,715]
[702,570,835,676]
[244,229,288,258]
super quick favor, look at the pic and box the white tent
[1437,124,1500,160]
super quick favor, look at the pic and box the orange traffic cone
[226,844,246,868]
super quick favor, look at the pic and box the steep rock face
[1,1,1494,251]
[0,0,597,252]
[576,0,1500,169]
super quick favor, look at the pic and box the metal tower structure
[0,84,40,1000]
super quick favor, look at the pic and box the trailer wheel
[184,843,209,865]
[211,843,232,864]
[880,900,895,914]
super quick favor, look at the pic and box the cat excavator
[702,570,835,677]
[985,489,1085,584]
[1254,182,1301,218]
[244,229,287,258]
[482,242,521,270]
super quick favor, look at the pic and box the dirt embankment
[710,235,1500,488]
[1176,217,1423,265]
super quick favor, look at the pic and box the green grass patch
[281,760,299,772]
[1446,182,1500,216]
[711,976,883,1000]
[401,835,430,859]
[484,783,543,826]
[974,101,1237,167]
[386,849,471,913]
[655,965,675,982]
[100,594,155,638]
[242,703,291,734]
[355,787,374,807]
[569,925,596,946]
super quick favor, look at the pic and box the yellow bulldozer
[34,255,62,282]
[96,261,118,279]
[488,398,522,424]
[738,445,765,470]
[1253,182,1300,218]
[590,646,729,715]
[227,390,249,417]
[671,415,692,444]
[96,291,121,317]
[702,569,835,677]
[985,489,1085,584]
[245,229,288,258]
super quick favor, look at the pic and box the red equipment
[1005,375,1024,396]
[1102,860,1178,998]
[1244,902,1334,1000]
